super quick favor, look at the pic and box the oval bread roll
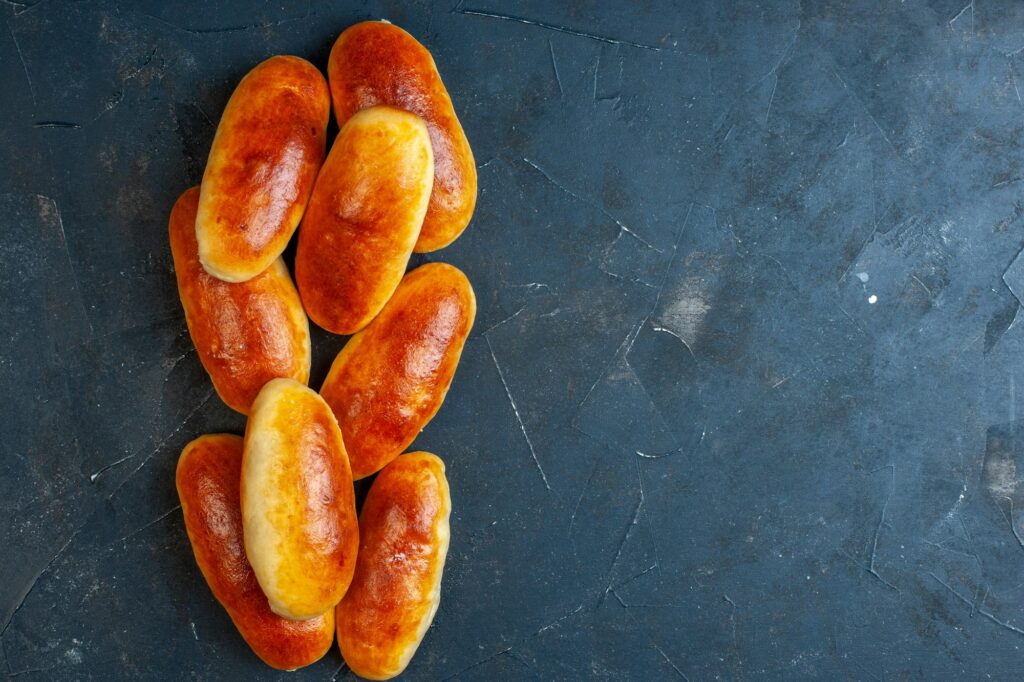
[197,56,329,282]
[169,187,311,415]
[176,434,334,670]
[319,263,475,479]
[328,21,476,253]
[295,105,434,335]
[241,378,359,620]
[335,452,451,680]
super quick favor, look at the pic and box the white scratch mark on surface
[765,73,779,125]
[840,465,901,593]
[487,336,551,490]
[604,478,645,598]
[0,528,82,638]
[8,23,35,105]
[548,39,564,97]
[863,464,900,592]
[89,453,135,482]
[454,7,674,52]
[944,491,966,523]
[998,497,1024,552]
[1012,376,1017,426]
[535,603,585,634]
[711,205,742,247]
[34,195,93,337]
[610,564,658,595]
[162,346,196,376]
[569,463,598,540]
[91,90,125,123]
[480,304,529,335]
[771,372,797,389]
[0,0,33,15]
[7,664,64,678]
[141,10,312,35]
[759,16,800,85]
[835,298,868,336]
[949,1,974,33]
[723,594,739,651]
[111,388,216,496]
[911,274,932,298]
[577,321,644,410]
[601,266,659,289]
[838,224,877,285]
[635,448,679,459]
[33,121,81,129]
[830,66,899,156]
[634,456,662,572]
[521,157,661,251]
[440,647,513,681]
[654,644,690,680]
[115,504,182,544]
[929,572,1024,636]
[721,124,735,145]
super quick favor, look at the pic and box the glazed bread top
[320,263,476,479]
[242,378,359,620]
[169,187,311,414]
[176,434,334,670]
[295,105,434,335]
[328,21,477,252]
[335,452,451,680]
[197,55,330,282]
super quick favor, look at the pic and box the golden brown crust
[169,187,310,415]
[176,434,334,670]
[335,452,451,680]
[319,263,476,479]
[241,378,359,620]
[197,56,329,282]
[328,21,477,253]
[295,106,434,335]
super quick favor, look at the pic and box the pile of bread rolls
[170,21,477,678]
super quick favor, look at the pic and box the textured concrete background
[4,0,1024,679]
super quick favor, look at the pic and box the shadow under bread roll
[176,434,333,670]
[169,187,310,415]
[328,21,476,253]
[319,263,475,479]
[197,55,329,282]
[295,105,434,335]
[242,378,359,621]
[336,452,451,680]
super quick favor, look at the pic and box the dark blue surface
[4,0,1024,679]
